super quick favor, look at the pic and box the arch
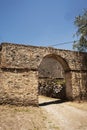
[40,54,70,71]
[38,54,72,100]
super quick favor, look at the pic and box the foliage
[73,10,87,52]
[38,78,66,99]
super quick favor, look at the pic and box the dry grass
[0,104,60,130]
[0,105,47,130]
[67,101,87,111]
[0,97,86,130]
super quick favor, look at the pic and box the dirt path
[39,96,87,130]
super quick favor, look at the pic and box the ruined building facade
[0,43,87,106]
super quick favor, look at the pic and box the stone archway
[38,54,72,100]
[0,43,87,106]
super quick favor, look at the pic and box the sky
[0,0,87,50]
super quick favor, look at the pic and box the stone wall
[71,71,87,100]
[1,43,87,71]
[0,42,87,106]
[0,68,38,106]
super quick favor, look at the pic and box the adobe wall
[0,43,87,106]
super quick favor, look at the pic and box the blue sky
[0,0,87,50]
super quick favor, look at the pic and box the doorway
[38,54,71,104]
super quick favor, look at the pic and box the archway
[38,54,72,102]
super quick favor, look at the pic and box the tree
[73,10,87,52]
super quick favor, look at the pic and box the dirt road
[39,96,87,130]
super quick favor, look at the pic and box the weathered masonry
[0,43,87,106]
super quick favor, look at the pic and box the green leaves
[73,36,87,52]
[73,10,87,52]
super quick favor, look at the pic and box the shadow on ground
[39,99,67,106]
